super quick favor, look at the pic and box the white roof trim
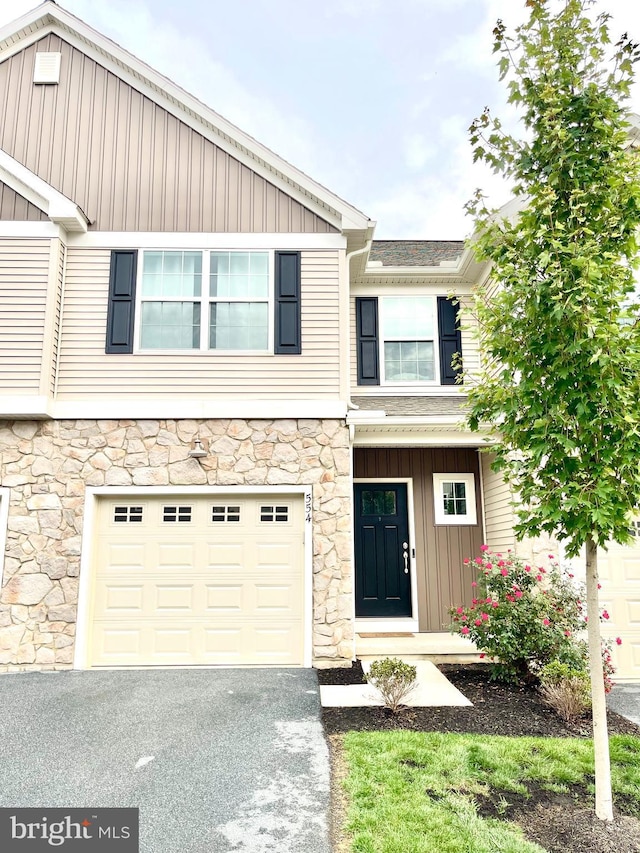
[0,2,371,234]
[0,148,88,232]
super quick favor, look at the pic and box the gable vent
[34,53,61,84]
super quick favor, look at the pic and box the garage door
[88,494,305,667]
[598,518,640,681]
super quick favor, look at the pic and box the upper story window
[105,249,301,356]
[381,296,436,383]
[139,250,270,351]
[355,294,461,387]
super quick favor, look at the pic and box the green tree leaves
[466,0,640,558]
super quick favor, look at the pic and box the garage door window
[163,506,192,522]
[211,505,241,522]
[113,506,143,523]
[260,505,289,522]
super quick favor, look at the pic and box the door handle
[403,549,409,573]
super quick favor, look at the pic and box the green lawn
[340,732,640,853]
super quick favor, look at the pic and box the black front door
[354,483,411,618]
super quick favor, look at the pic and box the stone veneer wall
[0,418,353,670]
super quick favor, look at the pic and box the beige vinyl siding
[48,241,65,395]
[0,237,50,393]
[56,248,341,400]
[349,297,358,390]
[349,294,480,391]
[458,295,480,380]
[0,181,47,221]
[481,451,516,554]
[0,35,336,234]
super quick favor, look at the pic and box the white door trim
[74,485,313,669]
[0,487,11,589]
[353,478,419,632]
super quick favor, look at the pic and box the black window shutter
[437,296,462,385]
[274,251,301,354]
[106,250,137,354]
[356,297,380,385]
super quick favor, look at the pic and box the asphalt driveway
[0,668,331,852]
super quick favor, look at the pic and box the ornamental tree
[465,0,640,821]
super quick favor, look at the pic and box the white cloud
[368,120,512,239]
[403,134,436,171]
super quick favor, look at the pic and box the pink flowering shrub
[450,549,605,684]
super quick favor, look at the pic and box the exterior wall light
[188,438,208,459]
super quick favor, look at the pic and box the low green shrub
[366,657,417,713]
[538,659,591,721]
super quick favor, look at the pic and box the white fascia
[65,232,347,250]
[352,428,486,447]
[50,398,349,420]
[0,3,371,236]
[0,148,88,233]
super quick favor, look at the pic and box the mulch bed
[320,662,640,853]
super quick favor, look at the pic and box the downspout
[344,239,372,411]
[344,237,372,662]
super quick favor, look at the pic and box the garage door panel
[626,599,640,626]
[103,585,145,612]
[89,495,305,666]
[255,542,298,567]
[598,526,640,680]
[206,542,246,567]
[99,627,142,658]
[157,543,197,570]
[255,583,298,611]
[205,584,245,611]
[154,628,192,655]
[103,543,146,570]
[155,585,194,610]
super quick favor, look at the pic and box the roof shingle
[369,240,464,267]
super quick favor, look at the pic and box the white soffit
[0,2,371,235]
[0,148,88,232]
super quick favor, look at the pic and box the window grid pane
[442,481,467,516]
[140,302,201,349]
[210,251,269,298]
[210,302,268,350]
[384,340,434,382]
[141,251,202,298]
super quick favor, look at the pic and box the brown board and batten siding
[354,447,484,631]
[0,182,48,221]
[57,248,341,400]
[0,237,50,393]
[0,35,336,234]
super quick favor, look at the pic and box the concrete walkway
[607,682,640,727]
[0,669,330,853]
[320,657,472,707]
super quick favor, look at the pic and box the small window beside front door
[433,473,477,525]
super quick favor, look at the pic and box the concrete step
[356,631,482,660]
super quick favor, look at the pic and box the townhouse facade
[0,2,637,678]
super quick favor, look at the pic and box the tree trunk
[585,535,613,821]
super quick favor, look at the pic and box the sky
[1,0,640,239]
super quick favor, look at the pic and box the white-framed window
[433,473,477,525]
[137,250,271,351]
[380,295,438,384]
